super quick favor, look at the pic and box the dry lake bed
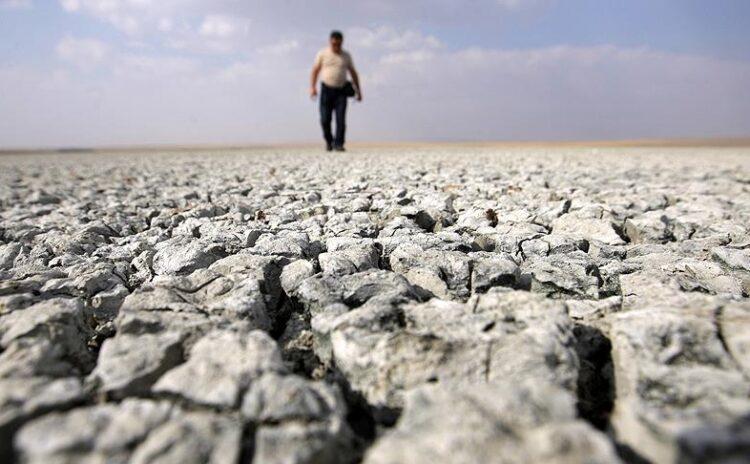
[1,144,749,463]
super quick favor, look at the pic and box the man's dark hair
[330,30,343,40]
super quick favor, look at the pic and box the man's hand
[349,65,362,102]
[310,62,321,100]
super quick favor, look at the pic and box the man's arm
[310,62,321,99]
[349,64,362,102]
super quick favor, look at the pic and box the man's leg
[333,91,348,149]
[319,86,334,149]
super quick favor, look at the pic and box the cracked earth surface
[1,146,749,463]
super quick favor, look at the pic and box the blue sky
[1,0,749,148]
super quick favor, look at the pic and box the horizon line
[2,136,750,155]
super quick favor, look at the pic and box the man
[310,30,362,152]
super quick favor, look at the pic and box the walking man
[310,30,362,152]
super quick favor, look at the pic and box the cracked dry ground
[1,146,749,464]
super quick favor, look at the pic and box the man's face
[330,37,343,53]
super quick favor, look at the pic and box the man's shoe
[333,146,346,152]
[326,144,333,152]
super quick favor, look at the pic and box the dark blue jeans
[320,83,347,148]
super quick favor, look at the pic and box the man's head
[329,30,343,53]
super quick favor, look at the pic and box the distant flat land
[2,137,750,156]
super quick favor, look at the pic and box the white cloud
[258,39,299,56]
[156,14,252,54]
[157,17,173,32]
[199,14,242,39]
[380,50,437,65]
[496,0,530,9]
[0,0,31,9]
[55,36,109,69]
[59,0,79,11]
[357,44,750,141]
[348,26,442,51]
[58,0,159,34]
[218,61,257,82]
[114,54,199,79]
[54,1,534,46]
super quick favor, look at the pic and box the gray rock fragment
[609,305,750,464]
[0,377,85,459]
[712,246,750,272]
[469,251,520,293]
[291,269,420,319]
[0,243,23,270]
[0,298,93,378]
[676,415,750,464]
[242,373,356,464]
[317,289,578,409]
[14,399,173,464]
[152,236,226,276]
[90,283,129,321]
[552,212,624,245]
[122,268,274,331]
[318,243,379,276]
[280,260,316,295]
[521,251,602,299]
[363,381,620,464]
[390,244,472,300]
[129,411,241,464]
[718,301,750,378]
[153,329,285,407]
[252,231,317,258]
[624,211,673,244]
[89,331,184,397]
